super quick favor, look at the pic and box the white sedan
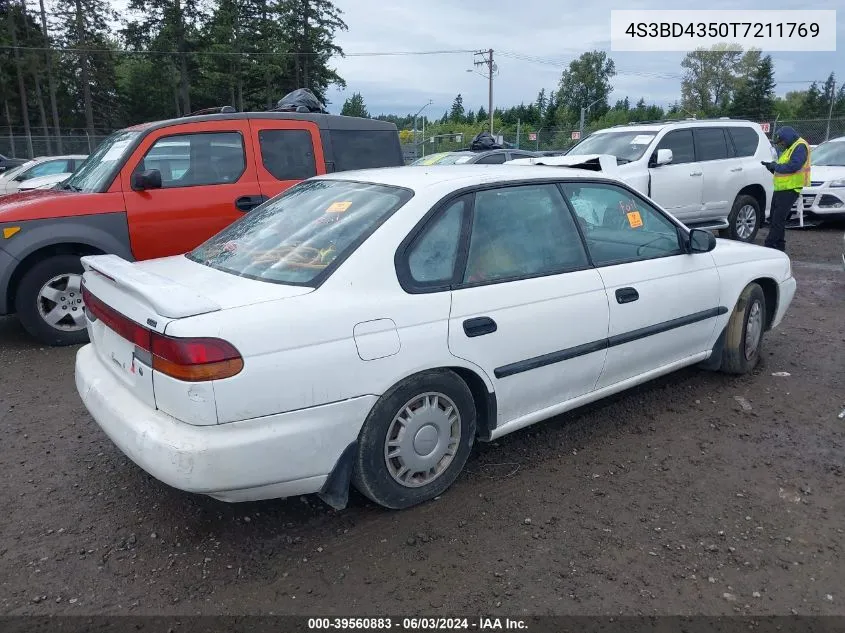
[74,166,796,510]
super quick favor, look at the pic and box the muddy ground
[1,224,843,617]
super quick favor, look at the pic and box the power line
[0,45,475,57]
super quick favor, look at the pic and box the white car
[0,154,87,195]
[515,119,774,243]
[17,172,71,191]
[74,166,796,510]
[791,136,845,222]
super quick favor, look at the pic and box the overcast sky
[323,0,844,118]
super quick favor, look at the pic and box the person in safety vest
[761,126,811,251]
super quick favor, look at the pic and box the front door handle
[463,316,497,338]
[730,166,743,172]
[235,195,268,212]
[690,171,703,177]
[615,287,639,304]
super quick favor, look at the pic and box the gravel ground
[1,224,843,617]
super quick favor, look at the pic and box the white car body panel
[74,165,796,504]
[0,154,87,195]
[17,172,71,191]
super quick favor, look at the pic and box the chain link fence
[0,133,111,160]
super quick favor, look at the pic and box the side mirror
[131,169,162,191]
[654,148,673,166]
[688,228,716,253]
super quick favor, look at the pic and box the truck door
[120,120,260,260]
[248,119,326,200]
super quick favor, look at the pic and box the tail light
[82,284,243,382]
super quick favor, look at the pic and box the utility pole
[825,79,836,142]
[474,49,495,134]
[516,119,520,149]
[579,97,603,143]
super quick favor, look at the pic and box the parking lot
[0,224,843,616]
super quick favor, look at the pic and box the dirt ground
[1,224,843,618]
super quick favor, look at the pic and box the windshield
[567,131,657,163]
[0,161,35,181]
[811,141,845,166]
[188,179,413,285]
[412,153,453,166]
[62,130,140,193]
[439,153,474,164]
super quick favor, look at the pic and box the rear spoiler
[81,254,221,319]
[506,154,619,174]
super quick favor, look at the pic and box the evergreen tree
[340,91,368,118]
[449,93,464,123]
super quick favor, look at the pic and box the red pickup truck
[0,111,404,345]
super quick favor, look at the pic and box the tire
[15,255,90,347]
[722,194,760,242]
[720,282,766,375]
[352,369,476,509]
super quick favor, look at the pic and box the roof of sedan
[315,164,615,190]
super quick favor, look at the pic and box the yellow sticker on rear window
[626,211,643,228]
[326,201,352,213]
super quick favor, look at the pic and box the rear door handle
[690,171,703,177]
[730,167,743,172]
[615,287,639,304]
[235,195,268,212]
[463,316,497,337]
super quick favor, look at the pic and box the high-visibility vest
[774,138,811,192]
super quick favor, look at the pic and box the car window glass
[727,127,760,157]
[561,182,682,265]
[136,132,245,188]
[22,160,70,180]
[655,130,695,164]
[329,130,403,171]
[258,129,317,180]
[463,184,588,284]
[475,153,507,164]
[694,127,729,161]
[407,199,466,285]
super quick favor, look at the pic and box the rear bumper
[75,343,377,502]
[771,276,797,330]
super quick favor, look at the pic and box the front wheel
[352,370,476,509]
[720,282,766,375]
[15,255,90,346]
[722,195,760,242]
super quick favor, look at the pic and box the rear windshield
[187,179,413,285]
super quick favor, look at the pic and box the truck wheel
[352,370,476,509]
[15,255,90,347]
[723,195,760,242]
[720,282,766,375]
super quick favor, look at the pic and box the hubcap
[744,299,763,361]
[735,205,757,240]
[37,273,85,332]
[384,392,461,488]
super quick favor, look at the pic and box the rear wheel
[722,195,760,242]
[15,255,89,346]
[720,282,766,375]
[352,370,476,509]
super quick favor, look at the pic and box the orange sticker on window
[626,211,643,228]
[326,201,352,213]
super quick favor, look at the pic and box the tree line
[343,48,845,148]
[1,0,347,152]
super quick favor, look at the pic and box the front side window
[655,130,695,164]
[258,129,317,180]
[188,179,413,285]
[561,182,682,265]
[135,132,245,188]
[693,127,729,161]
[406,198,467,286]
[462,184,588,284]
[19,159,71,181]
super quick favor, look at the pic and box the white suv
[511,120,774,243]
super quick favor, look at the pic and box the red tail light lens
[82,284,243,382]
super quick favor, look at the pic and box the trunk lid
[81,254,313,410]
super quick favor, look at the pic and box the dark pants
[765,190,800,251]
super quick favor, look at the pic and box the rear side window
[258,129,317,181]
[693,128,729,161]
[655,130,695,164]
[727,127,761,157]
[475,153,507,164]
[329,130,403,171]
